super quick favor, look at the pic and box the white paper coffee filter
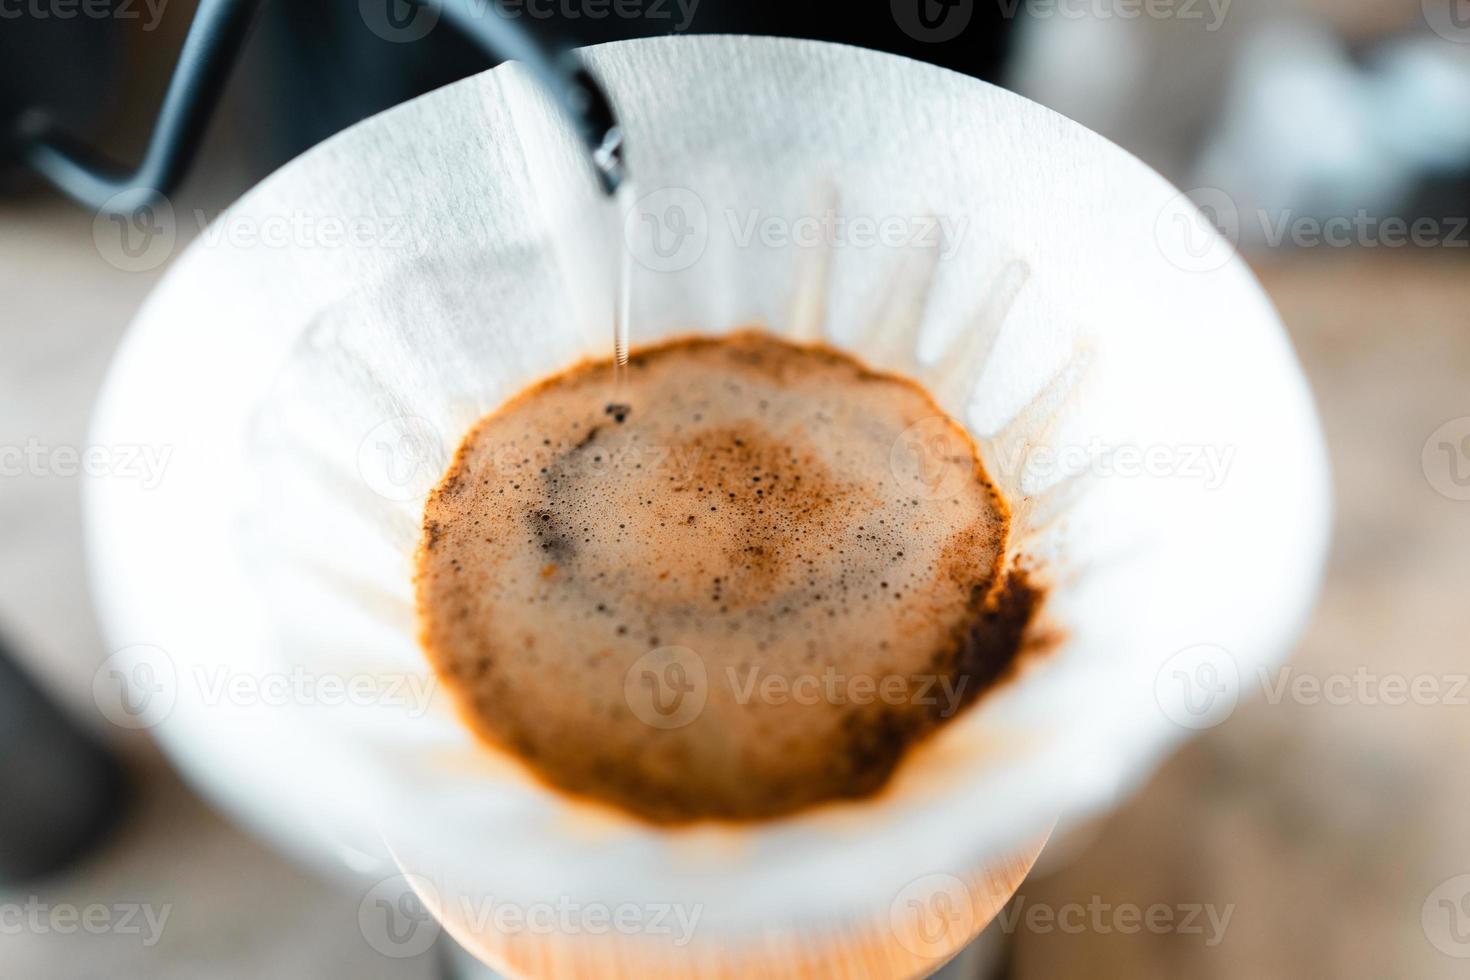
[84,34,1330,959]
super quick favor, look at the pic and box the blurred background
[3,0,1469,976]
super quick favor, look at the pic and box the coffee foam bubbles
[416,331,1033,823]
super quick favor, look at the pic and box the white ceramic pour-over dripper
[84,34,1330,977]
